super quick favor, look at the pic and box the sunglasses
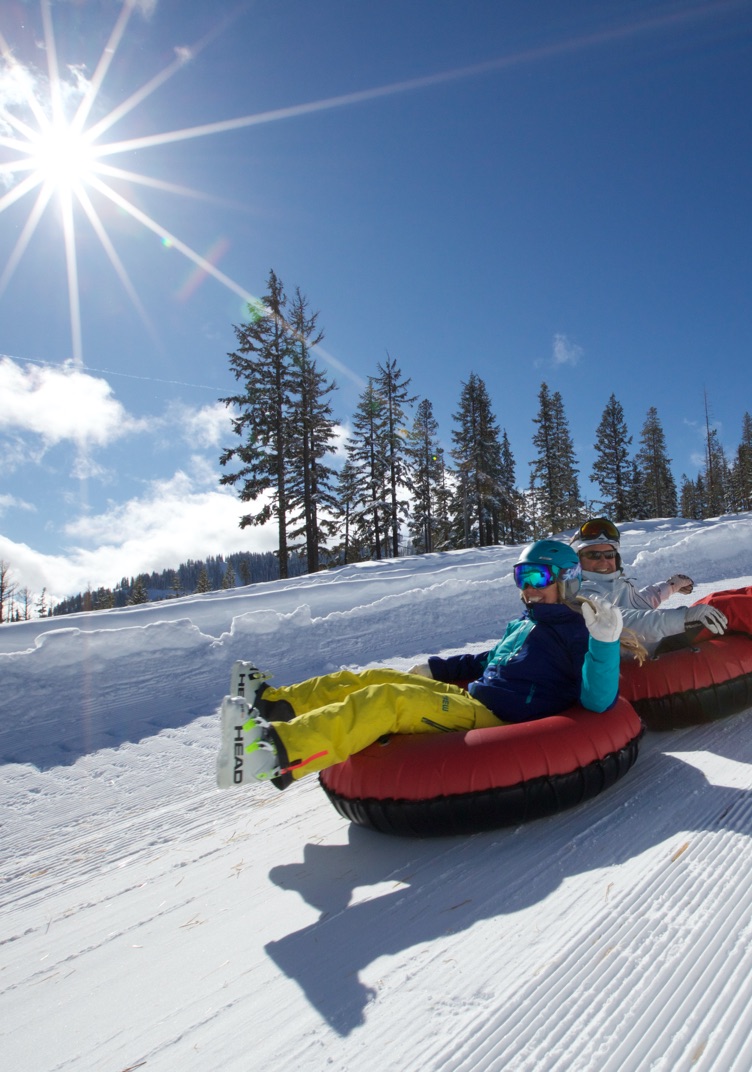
[580,549,618,561]
[575,518,620,542]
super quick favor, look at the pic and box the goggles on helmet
[513,562,583,591]
[574,518,620,543]
[514,563,557,589]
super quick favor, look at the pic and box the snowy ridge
[2,515,752,1071]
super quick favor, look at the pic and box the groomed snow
[3,515,752,1071]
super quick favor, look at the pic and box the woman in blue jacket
[216,540,624,791]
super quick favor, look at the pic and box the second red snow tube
[620,632,752,730]
[619,587,752,730]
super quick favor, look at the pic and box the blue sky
[1,0,751,602]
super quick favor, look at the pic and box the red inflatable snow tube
[319,697,643,837]
[618,587,752,730]
[620,632,752,730]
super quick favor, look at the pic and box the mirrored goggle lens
[514,564,557,589]
[577,518,620,542]
[581,550,617,561]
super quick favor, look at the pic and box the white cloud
[0,493,35,516]
[170,400,235,449]
[0,434,47,474]
[0,357,152,448]
[552,334,583,366]
[0,57,35,112]
[70,451,113,482]
[332,421,350,461]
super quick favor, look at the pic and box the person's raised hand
[667,573,694,594]
[581,597,623,643]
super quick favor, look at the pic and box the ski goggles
[573,518,620,543]
[514,563,557,589]
[580,549,618,561]
[513,562,582,590]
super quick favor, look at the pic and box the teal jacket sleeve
[579,636,620,712]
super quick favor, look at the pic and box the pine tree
[634,407,678,517]
[450,373,505,547]
[219,269,296,578]
[286,287,339,572]
[238,557,252,586]
[405,398,444,553]
[344,382,390,559]
[35,587,48,618]
[129,576,150,604]
[194,567,211,594]
[167,570,182,598]
[591,393,632,521]
[551,390,582,529]
[729,411,752,512]
[222,563,236,590]
[93,586,115,610]
[432,451,455,550]
[374,355,417,558]
[704,427,730,518]
[498,430,526,543]
[333,458,367,563]
[530,383,582,533]
[701,392,730,518]
[529,384,556,532]
[625,459,647,520]
[680,474,701,519]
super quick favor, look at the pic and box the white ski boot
[229,661,272,706]
[216,696,281,789]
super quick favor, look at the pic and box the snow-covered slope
[3,516,752,1071]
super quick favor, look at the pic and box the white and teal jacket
[580,569,688,656]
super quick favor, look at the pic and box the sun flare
[0,0,267,366]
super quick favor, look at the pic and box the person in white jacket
[570,518,728,656]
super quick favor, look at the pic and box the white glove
[408,662,433,678]
[667,573,694,594]
[685,604,728,635]
[581,597,623,643]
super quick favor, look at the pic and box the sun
[26,117,97,193]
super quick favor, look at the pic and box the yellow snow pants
[264,668,501,781]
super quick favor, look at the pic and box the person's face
[521,579,560,605]
[579,543,618,574]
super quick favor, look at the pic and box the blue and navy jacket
[427,602,619,722]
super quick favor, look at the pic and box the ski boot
[216,696,281,789]
[229,661,295,721]
[229,662,272,706]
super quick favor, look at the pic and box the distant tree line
[47,551,310,617]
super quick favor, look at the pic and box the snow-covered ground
[3,515,752,1072]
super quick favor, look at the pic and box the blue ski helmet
[514,539,582,601]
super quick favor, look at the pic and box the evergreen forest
[3,270,751,622]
